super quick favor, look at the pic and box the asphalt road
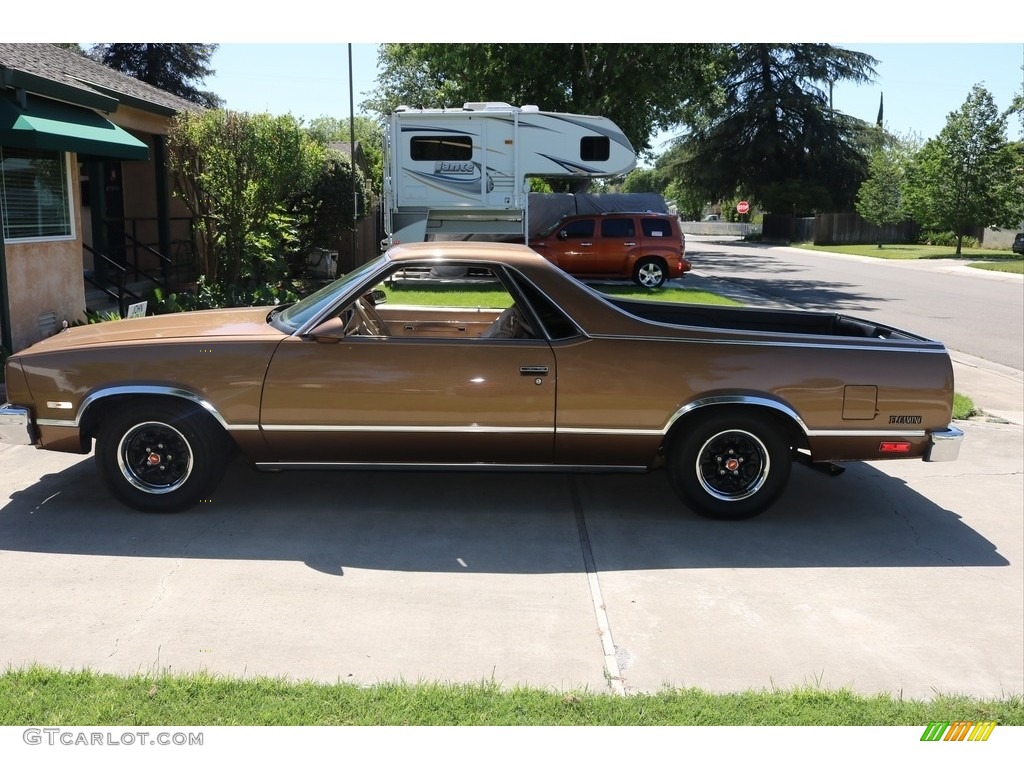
[683,237,1024,371]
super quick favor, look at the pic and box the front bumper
[0,404,35,446]
[924,425,964,462]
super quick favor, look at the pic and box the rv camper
[383,102,636,248]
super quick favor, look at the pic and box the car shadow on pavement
[0,455,1008,575]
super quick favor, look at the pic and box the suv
[530,212,690,288]
[1012,232,1024,255]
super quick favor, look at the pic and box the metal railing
[83,216,196,317]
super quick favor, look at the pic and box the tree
[902,84,1022,255]
[92,44,223,108]
[856,145,907,247]
[363,44,721,158]
[650,142,712,221]
[52,43,86,56]
[291,149,372,265]
[672,44,878,214]
[305,115,384,196]
[166,110,324,287]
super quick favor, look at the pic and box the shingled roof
[0,43,202,116]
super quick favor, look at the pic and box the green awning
[0,94,149,161]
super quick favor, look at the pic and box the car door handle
[520,366,549,376]
[624,241,637,246]
[580,242,593,246]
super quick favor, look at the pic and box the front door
[259,335,557,465]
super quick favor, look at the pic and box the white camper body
[383,102,636,247]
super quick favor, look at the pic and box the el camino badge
[889,415,923,424]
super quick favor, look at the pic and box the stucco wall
[3,163,86,352]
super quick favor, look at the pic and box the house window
[0,147,73,241]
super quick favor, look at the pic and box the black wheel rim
[116,421,194,494]
[695,428,770,501]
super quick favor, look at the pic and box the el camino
[0,242,963,519]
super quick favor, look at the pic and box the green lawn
[970,260,1024,274]
[383,282,742,308]
[794,242,1023,272]
[953,393,978,420]
[2,667,1021,725]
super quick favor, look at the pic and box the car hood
[19,306,285,355]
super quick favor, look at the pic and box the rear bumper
[0,404,35,446]
[924,425,964,462]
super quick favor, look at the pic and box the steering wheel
[358,295,391,337]
[342,298,391,337]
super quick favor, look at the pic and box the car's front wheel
[95,401,228,512]
[668,412,792,520]
[633,257,667,288]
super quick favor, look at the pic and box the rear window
[641,218,673,237]
[601,218,635,238]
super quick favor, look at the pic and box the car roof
[386,240,545,267]
[562,211,673,218]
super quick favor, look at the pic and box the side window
[506,272,581,341]
[601,218,635,238]
[641,218,671,238]
[560,219,594,239]
[409,135,473,161]
[580,135,610,161]
[370,264,541,341]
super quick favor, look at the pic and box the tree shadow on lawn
[0,454,1007,575]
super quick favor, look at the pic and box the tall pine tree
[676,44,879,214]
[92,44,222,108]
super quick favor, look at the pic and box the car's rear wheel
[633,258,667,288]
[668,411,792,520]
[95,401,228,512]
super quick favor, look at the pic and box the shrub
[151,278,300,314]
[917,230,979,248]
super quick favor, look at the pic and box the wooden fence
[812,213,920,245]
[762,213,924,245]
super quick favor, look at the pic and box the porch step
[85,280,158,317]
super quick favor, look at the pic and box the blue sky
[203,42,1024,153]
[8,3,1023,150]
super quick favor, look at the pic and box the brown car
[529,211,690,287]
[0,242,962,519]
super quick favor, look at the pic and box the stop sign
[736,200,750,215]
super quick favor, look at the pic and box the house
[0,43,200,353]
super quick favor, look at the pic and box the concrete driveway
[0,375,1020,699]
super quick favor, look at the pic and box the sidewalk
[950,351,1023,426]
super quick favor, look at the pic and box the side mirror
[558,230,568,240]
[365,289,388,306]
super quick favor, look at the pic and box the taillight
[879,441,912,454]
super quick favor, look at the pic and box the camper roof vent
[463,102,514,111]
[520,104,540,112]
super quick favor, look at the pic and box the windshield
[274,254,388,332]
